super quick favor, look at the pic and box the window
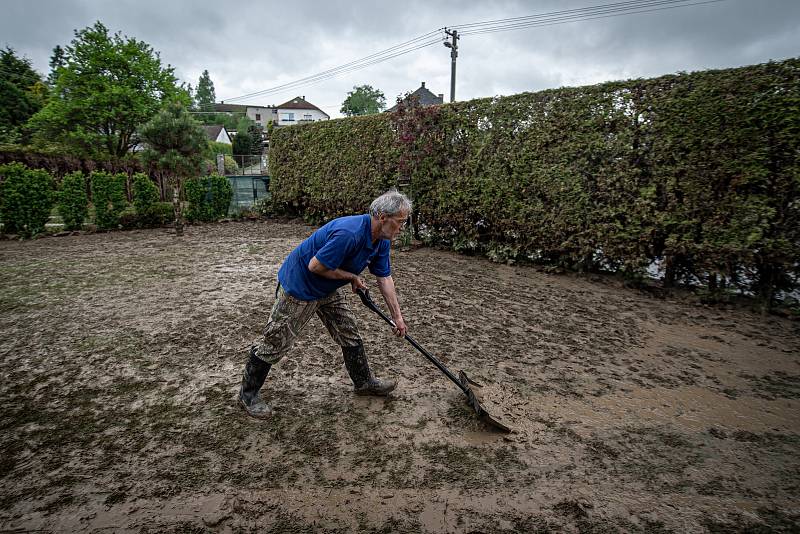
[304,114,312,120]
[255,113,261,121]
[283,113,295,122]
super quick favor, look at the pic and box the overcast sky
[3,0,798,118]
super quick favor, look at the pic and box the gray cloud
[2,0,798,117]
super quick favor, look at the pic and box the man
[238,189,412,419]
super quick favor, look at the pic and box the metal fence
[230,154,268,175]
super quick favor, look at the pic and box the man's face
[380,210,409,240]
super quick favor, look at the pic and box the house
[203,125,232,144]
[213,97,330,128]
[213,102,277,129]
[275,96,330,126]
[387,82,445,112]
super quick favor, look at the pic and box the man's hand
[350,276,366,293]
[391,316,408,338]
[376,275,407,338]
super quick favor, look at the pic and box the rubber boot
[238,347,274,418]
[342,343,396,396]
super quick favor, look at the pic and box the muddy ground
[0,221,798,533]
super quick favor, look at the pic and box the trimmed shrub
[132,172,161,227]
[154,202,174,225]
[91,171,127,230]
[206,141,233,158]
[57,171,88,231]
[223,155,238,174]
[0,162,55,237]
[184,174,233,222]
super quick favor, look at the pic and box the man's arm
[308,256,366,292]
[376,275,407,337]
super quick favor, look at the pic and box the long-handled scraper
[356,288,511,433]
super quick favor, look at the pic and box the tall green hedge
[91,171,128,230]
[58,171,89,231]
[184,174,233,222]
[0,162,55,237]
[269,114,400,221]
[132,172,162,227]
[269,58,799,305]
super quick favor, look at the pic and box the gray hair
[369,189,412,217]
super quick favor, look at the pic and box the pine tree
[195,70,216,112]
[47,45,66,87]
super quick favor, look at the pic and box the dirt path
[1,221,798,532]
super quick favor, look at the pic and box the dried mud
[0,221,798,533]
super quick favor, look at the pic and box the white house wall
[277,108,329,126]
[246,107,276,127]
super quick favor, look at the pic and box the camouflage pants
[253,284,363,365]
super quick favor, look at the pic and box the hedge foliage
[269,113,399,220]
[184,174,233,222]
[91,171,128,230]
[132,172,162,227]
[58,171,88,230]
[0,145,144,179]
[0,162,55,237]
[268,58,800,305]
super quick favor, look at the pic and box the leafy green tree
[28,21,185,158]
[340,85,386,116]
[195,70,216,112]
[232,130,253,157]
[139,101,207,236]
[0,48,47,142]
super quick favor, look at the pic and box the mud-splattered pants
[253,284,363,365]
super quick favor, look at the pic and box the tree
[232,129,253,157]
[0,48,46,142]
[47,45,66,87]
[195,70,216,112]
[246,124,264,155]
[28,21,185,158]
[340,85,386,116]
[139,101,207,236]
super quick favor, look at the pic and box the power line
[229,38,443,102]
[456,0,726,36]
[224,30,442,103]
[451,0,695,31]
[222,0,727,103]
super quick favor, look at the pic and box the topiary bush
[184,174,233,222]
[132,172,161,227]
[0,162,55,237]
[57,171,88,231]
[91,171,128,230]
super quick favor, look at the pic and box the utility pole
[443,29,459,103]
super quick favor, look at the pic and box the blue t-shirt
[277,214,391,300]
